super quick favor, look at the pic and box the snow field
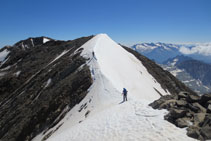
[0,49,10,62]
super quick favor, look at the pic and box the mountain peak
[81,32,169,101]
[0,35,199,141]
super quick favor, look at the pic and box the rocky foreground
[150,92,211,140]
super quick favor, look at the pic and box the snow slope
[33,34,194,141]
[43,38,50,44]
[0,49,10,62]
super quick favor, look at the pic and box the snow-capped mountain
[132,42,211,64]
[1,34,210,141]
[33,34,195,141]
[131,42,181,63]
[162,55,211,94]
[132,42,211,94]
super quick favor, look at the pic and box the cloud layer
[179,43,211,56]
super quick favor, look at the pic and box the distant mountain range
[131,43,211,94]
[131,42,211,64]
[162,55,211,94]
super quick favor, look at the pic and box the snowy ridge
[33,34,194,141]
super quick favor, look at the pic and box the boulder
[200,126,211,140]
[200,94,211,106]
[175,117,192,128]
[186,112,194,118]
[188,103,200,113]
[176,100,188,107]
[201,94,211,102]
[200,114,211,140]
[188,103,206,113]
[159,99,177,109]
[187,94,200,103]
[178,91,188,99]
[192,103,207,113]
[149,95,174,109]
[164,109,186,123]
[187,126,201,139]
[193,113,206,126]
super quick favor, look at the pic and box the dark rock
[149,95,174,109]
[159,99,177,109]
[201,114,211,128]
[200,114,211,140]
[193,113,206,126]
[187,126,201,139]
[200,126,211,140]
[186,112,194,118]
[176,100,188,107]
[178,91,188,99]
[200,94,211,106]
[175,117,191,128]
[192,103,207,113]
[203,100,211,110]
[187,94,200,103]
[188,103,199,113]
[187,102,206,113]
[164,109,186,123]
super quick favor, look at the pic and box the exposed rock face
[0,36,93,141]
[149,92,211,140]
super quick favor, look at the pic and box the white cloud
[179,43,211,56]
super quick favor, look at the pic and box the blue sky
[0,0,210,47]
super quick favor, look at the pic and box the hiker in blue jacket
[122,88,128,102]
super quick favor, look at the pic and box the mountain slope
[162,55,211,94]
[177,60,211,87]
[0,34,197,141]
[33,34,195,141]
[0,36,93,141]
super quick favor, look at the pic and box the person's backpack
[123,88,127,95]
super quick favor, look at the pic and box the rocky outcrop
[0,36,93,141]
[149,92,211,140]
